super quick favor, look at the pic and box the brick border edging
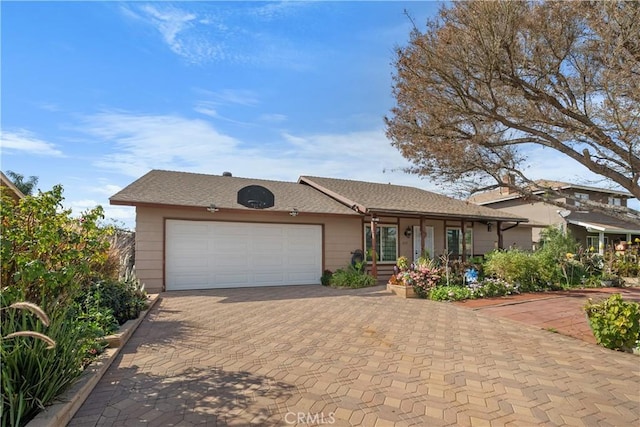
[26,294,161,427]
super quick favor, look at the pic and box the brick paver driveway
[71,285,640,426]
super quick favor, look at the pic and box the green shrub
[0,187,142,426]
[0,186,112,309]
[483,249,544,291]
[428,286,472,301]
[473,277,519,297]
[584,294,640,351]
[320,270,333,286]
[535,227,583,287]
[83,276,147,325]
[329,265,376,288]
[1,293,89,427]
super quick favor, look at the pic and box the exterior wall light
[289,208,299,217]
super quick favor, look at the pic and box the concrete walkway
[70,285,640,426]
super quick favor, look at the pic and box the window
[446,228,473,257]
[586,235,608,251]
[608,197,621,206]
[575,192,589,207]
[365,225,397,262]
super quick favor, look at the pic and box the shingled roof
[299,176,528,222]
[110,170,358,215]
[567,211,640,233]
[469,180,633,205]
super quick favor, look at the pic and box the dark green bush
[329,265,376,288]
[320,269,333,286]
[584,294,640,351]
[82,276,147,325]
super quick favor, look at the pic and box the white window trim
[575,192,589,207]
[586,235,608,250]
[608,197,621,206]
[365,224,398,264]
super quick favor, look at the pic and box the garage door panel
[253,272,285,284]
[214,255,247,268]
[214,240,249,253]
[214,273,251,285]
[215,225,249,237]
[166,220,322,290]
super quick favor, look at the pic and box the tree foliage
[386,1,640,203]
[5,171,39,196]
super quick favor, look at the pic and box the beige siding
[134,206,362,292]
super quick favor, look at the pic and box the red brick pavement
[454,287,640,345]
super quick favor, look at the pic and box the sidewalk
[454,287,640,345]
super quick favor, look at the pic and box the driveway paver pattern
[70,285,640,426]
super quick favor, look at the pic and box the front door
[413,225,434,261]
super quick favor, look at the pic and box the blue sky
[2,1,634,228]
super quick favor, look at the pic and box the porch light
[207,204,219,213]
[404,226,412,238]
[487,223,492,232]
[289,208,299,217]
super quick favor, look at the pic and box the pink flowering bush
[390,256,442,296]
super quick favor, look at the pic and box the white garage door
[165,220,322,290]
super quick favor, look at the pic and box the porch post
[420,216,425,258]
[497,221,504,249]
[598,231,605,256]
[370,216,378,278]
[461,220,467,262]
[627,233,632,244]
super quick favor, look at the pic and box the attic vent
[222,171,232,177]
[237,185,275,209]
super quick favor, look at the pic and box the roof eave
[567,219,640,234]
[367,208,528,223]
[108,199,361,216]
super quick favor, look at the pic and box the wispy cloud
[122,4,224,63]
[0,130,65,157]
[81,112,243,177]
[259,113,287,123]
[193,89,260,123]
[78,111,436,192]
[248,1,312,21]
[120,3,316,68]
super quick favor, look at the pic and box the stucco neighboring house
[110,170,529,292]
[469,179,640,254]
[0,171,25,202]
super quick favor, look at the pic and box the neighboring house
[111,170,529,292]
[469,179,640,254]
[0,171,25,202]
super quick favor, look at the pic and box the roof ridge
[150,169,298,185]
[300,175,444,194]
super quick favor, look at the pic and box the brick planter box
[387,283,418,298]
